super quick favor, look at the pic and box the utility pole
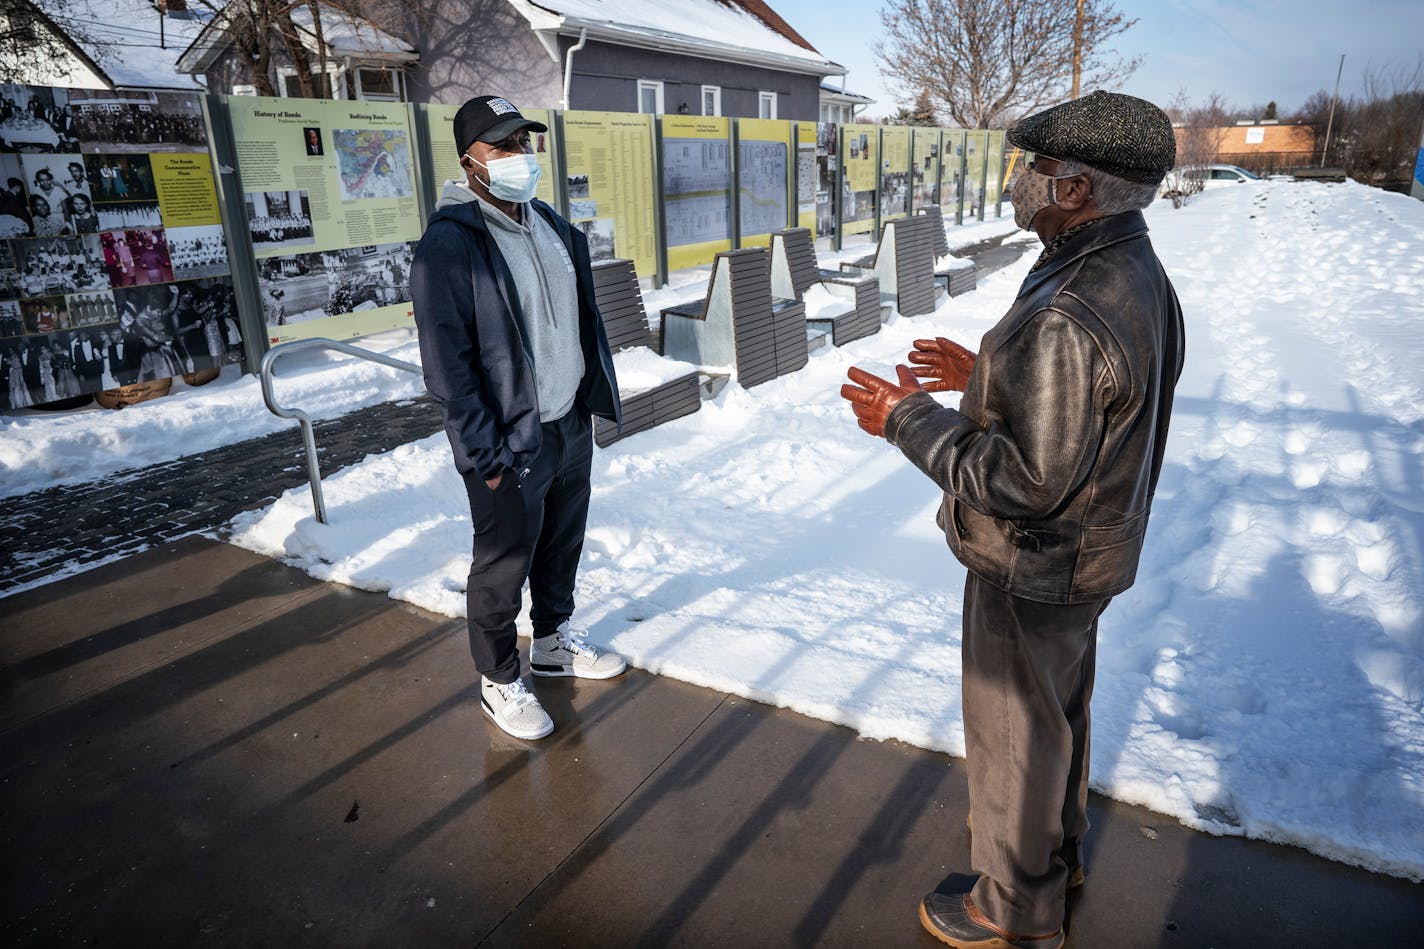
[1071,0,1085,99]
[1321,53,1345,167]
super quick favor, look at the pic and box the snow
[7,181,1424,882]
[522,0,833,67]
[0,332,427,498]
[34,0,208,90]
[611,346,701,393]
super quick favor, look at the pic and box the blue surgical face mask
[471,153,541,203]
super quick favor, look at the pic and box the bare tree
[874,0,1140,128]
[0,0,104,84]
[186,0,386,98]
[1160,89,1231,208]
[1295,56,1424,188]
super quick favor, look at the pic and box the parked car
[1159,164,1291,198]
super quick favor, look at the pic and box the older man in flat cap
[411,95,625,742]
[842,91,1185,947]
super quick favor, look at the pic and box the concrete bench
[769,227,885,348]
[661,247,807,389]
[918,205,977,297]
[839,215,941,317]
[590,258,702,448]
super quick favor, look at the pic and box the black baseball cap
[453,96,548,157]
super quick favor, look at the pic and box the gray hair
[1058,158,1158,214]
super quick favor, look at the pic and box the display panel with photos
[964,129,988,219]
[912,127,941,211]
[939,129,967,224]
[815,122,838,241]
[984,130,1005,213]
[228,97,421,344]
[796,122,817,234]
[0,85,242,413]
[736,117,793,249]
[879,126,912,221]
[662,115,732,272]
[561,111,656,276]
[841,126,878,238]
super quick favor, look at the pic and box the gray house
[178,0,846,119]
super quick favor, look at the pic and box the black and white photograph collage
[245,190,316,250]
[566,172,616,261]
[816,122,838,238]
[0,84,243,413]
[257,241,414,328]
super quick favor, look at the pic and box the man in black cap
[411,95,624,742]
[841,90,1185,948]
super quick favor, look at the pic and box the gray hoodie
[436,180,584,423]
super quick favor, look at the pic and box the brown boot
[919,891,1064,949]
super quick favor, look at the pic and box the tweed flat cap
[1008,91,1176,184]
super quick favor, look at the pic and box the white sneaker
[531,621,627,679]
[480,676,554,740]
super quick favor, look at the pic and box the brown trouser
[962,570,1111,935]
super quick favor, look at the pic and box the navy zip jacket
[410,197,620,480]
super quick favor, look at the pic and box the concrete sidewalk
[1,537,1418,947]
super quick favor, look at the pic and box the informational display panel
[841,125,878,237]
[912,127,941,210]
[661,115,732,272]
[1,84,243,412]
[736,117,793,248]
[562,110,656,276]
[228,97,420,344]
[985,130,1005,214]
[879,126,912,221]
[796,122,817,233]
[422,104,557,206]
[940,129,967,224]
[815,122,838,240]
[964,130,988,220]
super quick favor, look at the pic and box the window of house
[278,66,342,99]
[701,85,721,117]
[758,91,777,120]
[638,80,664,115]
[354,67,403,102]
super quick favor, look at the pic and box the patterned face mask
[1011,167,1061,231]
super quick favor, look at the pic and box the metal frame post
[731,117,742,249]
[203,93,268,371]
[653,115,669,285]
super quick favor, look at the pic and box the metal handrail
[260,338,422,524]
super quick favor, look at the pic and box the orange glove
[907,336,977,393]
[840,364,925,438]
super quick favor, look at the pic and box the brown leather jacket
[885,210,1185,604]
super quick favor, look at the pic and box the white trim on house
[701,85,721,117]
[637,79,664,115]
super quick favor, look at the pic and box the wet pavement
[2,537,1419,947]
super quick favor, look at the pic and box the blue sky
[773,0,1423,118]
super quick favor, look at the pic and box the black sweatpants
[461,407,593,685]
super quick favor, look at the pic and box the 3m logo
[488,98,517,116]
